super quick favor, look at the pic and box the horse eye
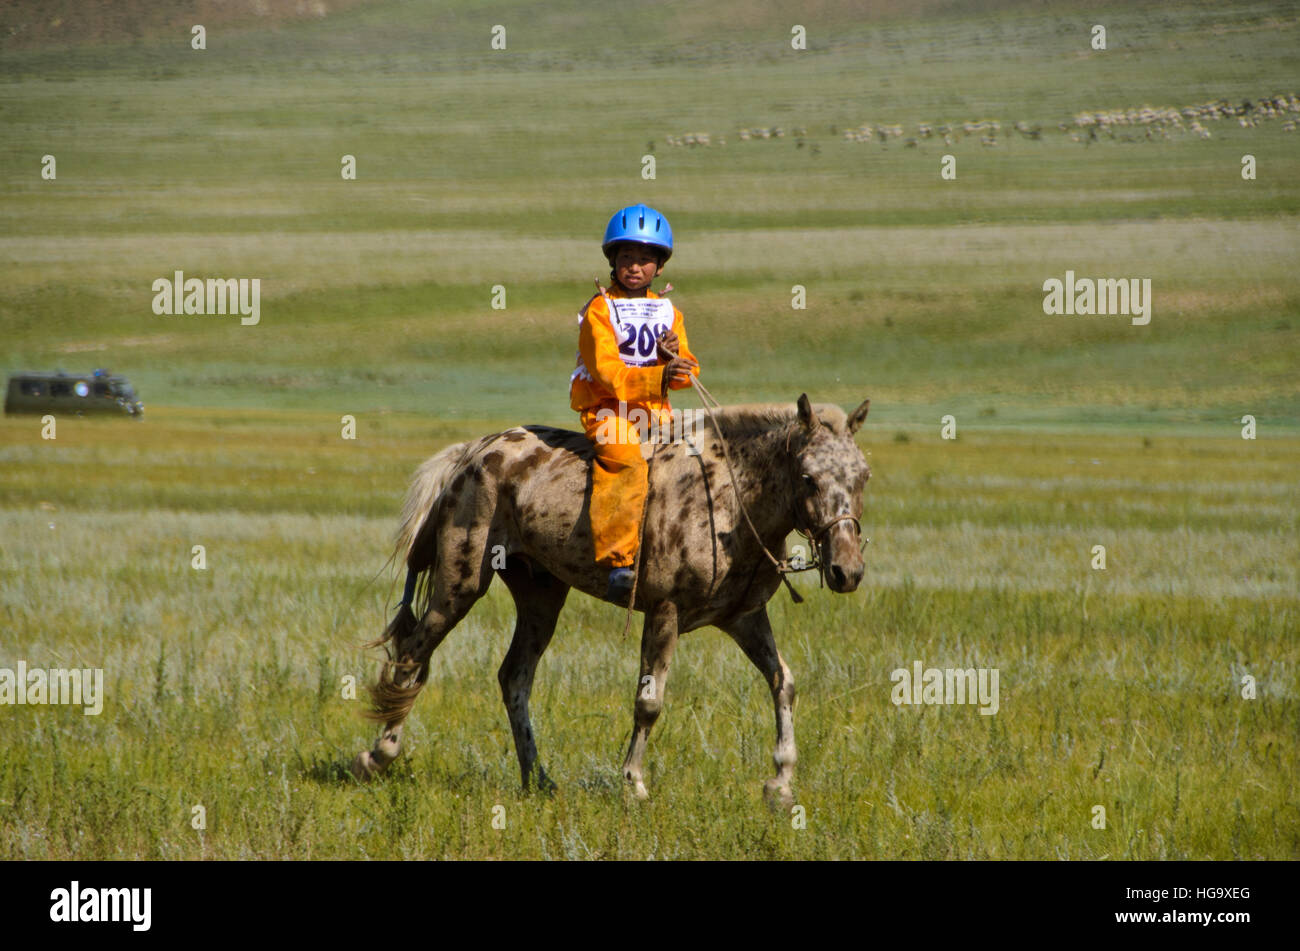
[801,474,816,490]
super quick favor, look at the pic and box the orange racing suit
[569,285,700,568]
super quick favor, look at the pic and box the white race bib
[607,298,674,367]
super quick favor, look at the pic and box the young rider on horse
[568,204,700,602]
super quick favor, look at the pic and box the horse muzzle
[821,518,866,592]
[826,558,864,593]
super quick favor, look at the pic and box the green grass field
[1,0,1298,859]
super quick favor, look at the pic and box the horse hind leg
[496,557,569,792]
[352,547,491,781]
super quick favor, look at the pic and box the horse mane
[707,402,848,439]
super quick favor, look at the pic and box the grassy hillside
[1,0,1297,428]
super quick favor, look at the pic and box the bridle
[784,510,869,588]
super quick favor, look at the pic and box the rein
[679,360,810,604]
[688,391,867,594]
[675,352,868,595]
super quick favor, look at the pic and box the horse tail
[395,440,472,570]
[365,440,472,656]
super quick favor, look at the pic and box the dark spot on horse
[450,472,466,492]
[503,430,528,442]
[503,449,549,482]
[457,560,473,581]
[483,451,505,476]
[668,523,686,550]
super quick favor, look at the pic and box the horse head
[789,393,872,593]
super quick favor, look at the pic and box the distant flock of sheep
[660,93,1300,151]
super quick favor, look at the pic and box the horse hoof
[351,751,381,782]
[763,781,794,812]
[526,769,558,795]
[624,779,650,801]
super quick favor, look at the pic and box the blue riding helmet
[602,203,673,262]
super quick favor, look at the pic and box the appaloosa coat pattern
[355,395,871,806]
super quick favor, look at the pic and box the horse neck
[722,424,797,545]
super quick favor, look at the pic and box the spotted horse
[353,394,872,807]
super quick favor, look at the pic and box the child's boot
[604,566,635,603]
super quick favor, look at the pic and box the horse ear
[797,393,818,431]
[847,398,871,434]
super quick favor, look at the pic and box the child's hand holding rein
[656,328,681,361]
[661,355,698,394]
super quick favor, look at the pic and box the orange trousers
[580,401,659,569]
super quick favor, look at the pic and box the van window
[20,380,44,396]
[50,382,72,397]
[93,382,110,397]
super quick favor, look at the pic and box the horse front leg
[621,600,679,799]
[720,607,796,810]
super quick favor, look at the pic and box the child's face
[612,244,662,292]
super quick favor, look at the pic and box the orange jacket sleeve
[578,295,666,403]
[665,304,700,390]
